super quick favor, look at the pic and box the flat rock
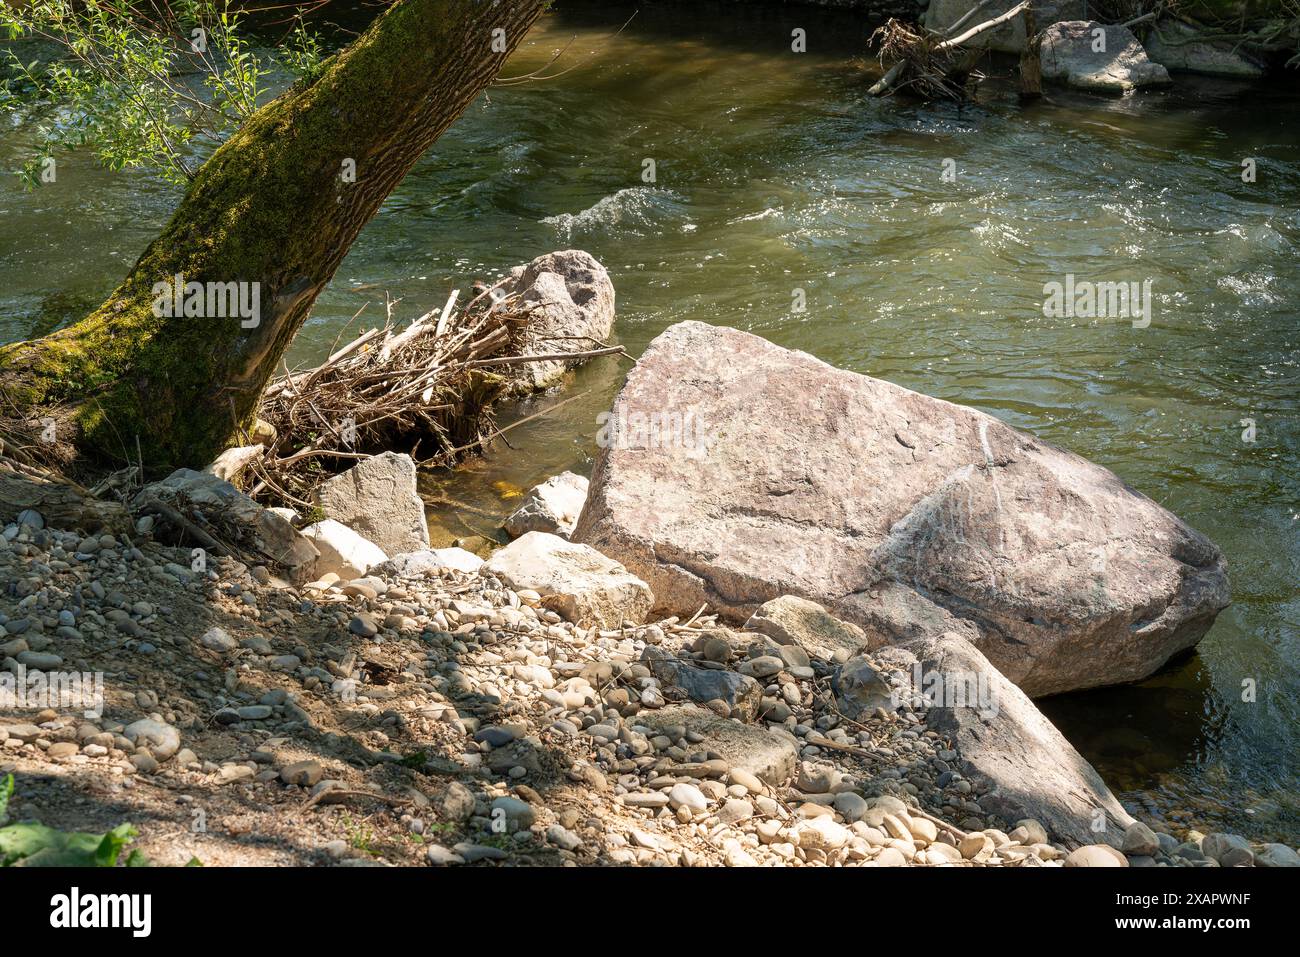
[634,704,798,785]
[484,531,652,629]
[1143,19,1264,77]
[574,321,1228,697]
[878,632,1135,848]
[373,547,483,577]
[315,452,429,555]
[745,595,868,662]
[504,471,589,539]
[1041,21,1172,93]
[642,647,761,721]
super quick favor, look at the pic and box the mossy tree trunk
[0,0,546,475]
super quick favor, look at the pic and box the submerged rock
[1040,21,1172,93]
[574,321,1229,696]
[483,531,652,629]
[314,451,429,556]
[504,471,589,539]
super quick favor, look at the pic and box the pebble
[668,783,708,813]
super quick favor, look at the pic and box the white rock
[504,471,589,539]
[200,626,238,653]
[374,548,483,578]
[484,532,652,629]
[301,519,388,580]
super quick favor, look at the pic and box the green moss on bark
[1,0,546,472]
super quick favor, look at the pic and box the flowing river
[1,0,1297,842]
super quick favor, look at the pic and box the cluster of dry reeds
[239,282,622,510]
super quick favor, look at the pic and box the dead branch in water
[248,282,629,509]
[869,2,1031,100]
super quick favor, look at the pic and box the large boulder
[495,250,616,394]
[573,321,1229,697]
[483,531,652,629]
[132,469,317,578]
[925,0,1087,53]
[314,452,428,556]
[872,633,1135,847]
[503,471,589,539]
[1040,21,1172,93]
[1142,19,1265,77]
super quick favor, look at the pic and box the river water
[1,1,1297,842]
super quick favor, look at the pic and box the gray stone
[122,718,181,761]
[1255,843,1300,868]
[373,548,483,578]
[879,633,1135,848]
[1143,19,1264,77]
[494,250,617,394]
[485,532,653,629]
[1202,833,1254,867]
[132,469,318,579]
[635,705,798,785]
[642,647,761,721]
[747,595,869,662]
[437,781,476,823]
[315,452,429,555]
[546,824,582,851]
[1121,821,1160,857]
[1041,21,1172,93]
[504,472,589,539]
[426,845,466,866]
[573,322,1228,697]
[835,656,896,717]
[200,626,237,652]
[490,795,536,830]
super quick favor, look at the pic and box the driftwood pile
[234,281,625,510]
[869,1,1033,100]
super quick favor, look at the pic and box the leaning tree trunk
[0,0,546,475]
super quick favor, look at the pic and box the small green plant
[0,774,150,866]
[341,814,380,858]
[0,0,326,186]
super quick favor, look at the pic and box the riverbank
[3,504,1293,867]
